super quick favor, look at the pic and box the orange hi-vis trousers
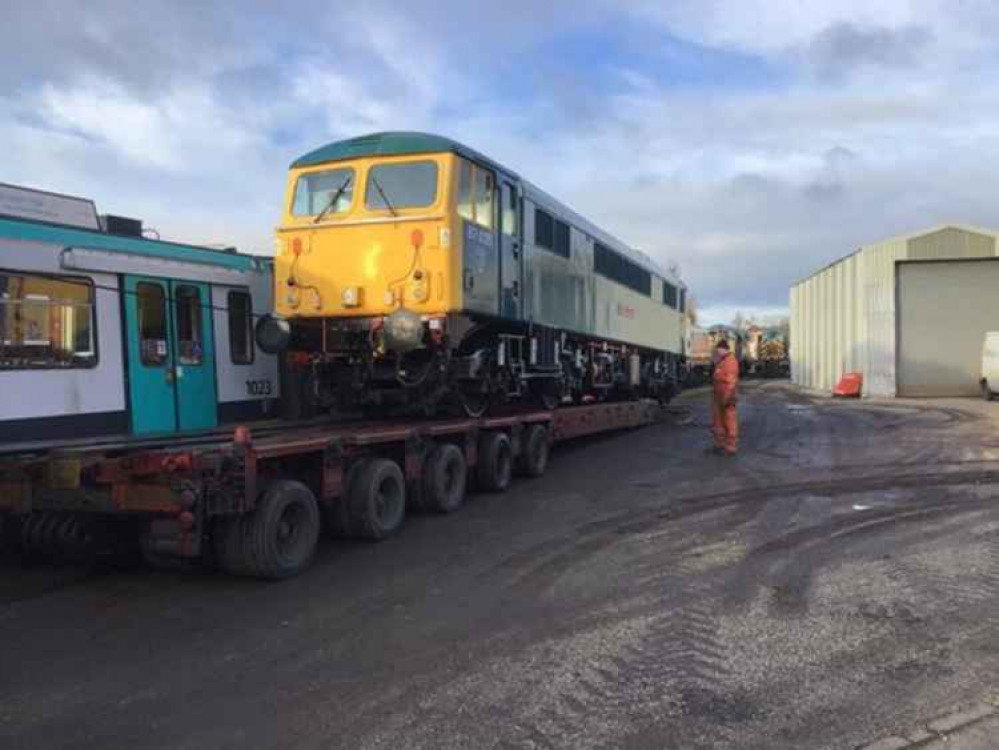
[712,400,738,454]
[712,353,740,454]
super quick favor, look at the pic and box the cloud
[3,1,999,321]
[805,22,934,77]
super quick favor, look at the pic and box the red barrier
[833,372,863,398]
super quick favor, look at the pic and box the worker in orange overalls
[709,340,739,456]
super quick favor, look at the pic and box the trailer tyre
[348,458,407,541]
[244,480,321,579]
[477,431,513,493]
[422,444,467,514]
[517,424,549,478]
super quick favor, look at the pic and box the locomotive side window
[678,288,686,313]
[535,209,554,249]
[365,161,438,211]
[137,283,168,366]
[501,183,518,235]
[663,281,678,308]
[291,167,354,216]
[456,158,494,229]
[228,290,254,365]
[174,285,203,366]
[554,219,570,258]
[0,272,96,369]
[594,243,652,296]
[535,208,570,258]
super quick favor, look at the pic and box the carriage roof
[0,215,262,272]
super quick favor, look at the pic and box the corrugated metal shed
[790,224,999,397]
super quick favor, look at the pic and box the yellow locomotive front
[275,151,459,321]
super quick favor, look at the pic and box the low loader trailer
[0,401,662,579]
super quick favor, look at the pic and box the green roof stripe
[292,131,511,175]
[0,217,256,271]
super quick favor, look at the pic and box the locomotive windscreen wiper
[369,174,399,217]
[313,176,353,224]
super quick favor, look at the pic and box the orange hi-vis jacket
[713,352,739,405]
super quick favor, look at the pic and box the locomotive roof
[0,215,262,272]
[292,132,684,288]
[291,131,506,173]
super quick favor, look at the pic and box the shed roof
[790,223,999,288]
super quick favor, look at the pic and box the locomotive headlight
[341,286,360,307]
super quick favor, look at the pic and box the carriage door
[499,180,523,319]
[170,281,217,431]
[124,276,217,434]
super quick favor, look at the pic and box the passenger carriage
[0,183,278,450]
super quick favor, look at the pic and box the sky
[4,1,999,325]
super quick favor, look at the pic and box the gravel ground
[2,381,999,750]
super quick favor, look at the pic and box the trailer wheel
[422,444,467,514]
[477,431,513,492]
[243,480,321,579]
[517,424,549,478]
[348,458,407,541]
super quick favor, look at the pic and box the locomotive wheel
[477,432,513,493]
[457,382,491,418]
[242,480,321,579]
[421,444,468,514]
[516,424,550,478]
[348,458,407,541]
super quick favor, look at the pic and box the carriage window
[137,283,168,366]
[228,290,254,365]
[174,285,203,366]
[291,167,354,217]
[365,161,438,211]
[0,272,96,369]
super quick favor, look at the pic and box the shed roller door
[897,260,999,397]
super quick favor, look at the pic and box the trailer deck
[0,400,662,579]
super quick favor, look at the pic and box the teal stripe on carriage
[0,217,257,271]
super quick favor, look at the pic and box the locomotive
[256,132,687,416]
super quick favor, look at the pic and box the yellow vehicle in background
[258,132,687,416]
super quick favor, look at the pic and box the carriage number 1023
[246,379,273,396]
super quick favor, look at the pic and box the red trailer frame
[0,400,661,579]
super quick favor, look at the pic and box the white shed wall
[791,225,999,397]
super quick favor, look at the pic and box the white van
[982,332,999,401]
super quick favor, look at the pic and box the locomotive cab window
[291,167,354,217]
[456,159,494,229]
[228,290,254,365]
[0,272,96,369]
[365,161,438,211]
[501,183,518,235]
